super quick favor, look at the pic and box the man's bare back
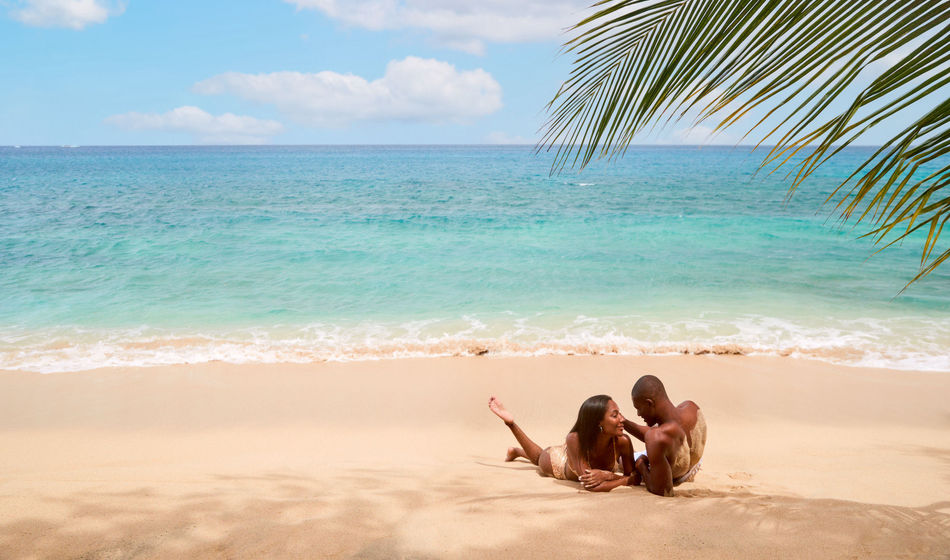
[623,376,706,496]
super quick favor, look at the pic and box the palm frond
[541,0,950,285]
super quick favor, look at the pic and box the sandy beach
[1,355,948,559]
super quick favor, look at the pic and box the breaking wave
[2,314,948,373]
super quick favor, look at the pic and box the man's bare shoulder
[677,400,700,412]
[676,401,701,431]
[644,422,682,447]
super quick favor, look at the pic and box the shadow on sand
[2,467,949,559]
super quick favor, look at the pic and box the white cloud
[485,131,532,144]
[194,56,503,127]
[105,106,285,144]
[285,0,591,54]
[9,0,123,29]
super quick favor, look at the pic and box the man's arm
[638,429,674,497]
[623,419,650,442]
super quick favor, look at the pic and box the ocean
[1,145,948,372]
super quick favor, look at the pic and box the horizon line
[2,143,888,149]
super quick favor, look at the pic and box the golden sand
[1,355,947,558]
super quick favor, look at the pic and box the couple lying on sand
[489,375,706,497]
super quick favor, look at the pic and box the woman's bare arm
[579,435,635,491]
[565,433,589,482]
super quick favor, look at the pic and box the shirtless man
[621,374,706,496]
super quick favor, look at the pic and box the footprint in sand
[728,472,753,480]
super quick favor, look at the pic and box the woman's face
[600,399,625,436]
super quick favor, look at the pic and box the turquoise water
[1,145,948,372]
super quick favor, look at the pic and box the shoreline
[1,355,948,558]
[4,335,950,374]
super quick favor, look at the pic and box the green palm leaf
[542,0,950,286]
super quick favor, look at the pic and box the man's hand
[635,454,649,476]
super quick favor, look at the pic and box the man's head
[631,374,668,426]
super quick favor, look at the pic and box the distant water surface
[1,145,947,372]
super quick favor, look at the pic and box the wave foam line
[2,333,949,373]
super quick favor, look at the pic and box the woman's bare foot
[505,447,525,462]
[488,396,515,425]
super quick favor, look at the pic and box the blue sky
[1,0,590,145]
[0,0,938,146]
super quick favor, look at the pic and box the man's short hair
[632,374,667,400]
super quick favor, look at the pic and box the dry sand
[0,355,948,558]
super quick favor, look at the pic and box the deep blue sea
[1,145,948,372]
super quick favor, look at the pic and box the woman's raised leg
[488,396,544,465]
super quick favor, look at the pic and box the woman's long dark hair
[570,394,612,459]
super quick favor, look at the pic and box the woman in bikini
[488,394,637,491]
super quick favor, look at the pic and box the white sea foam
[1,314,948,373]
